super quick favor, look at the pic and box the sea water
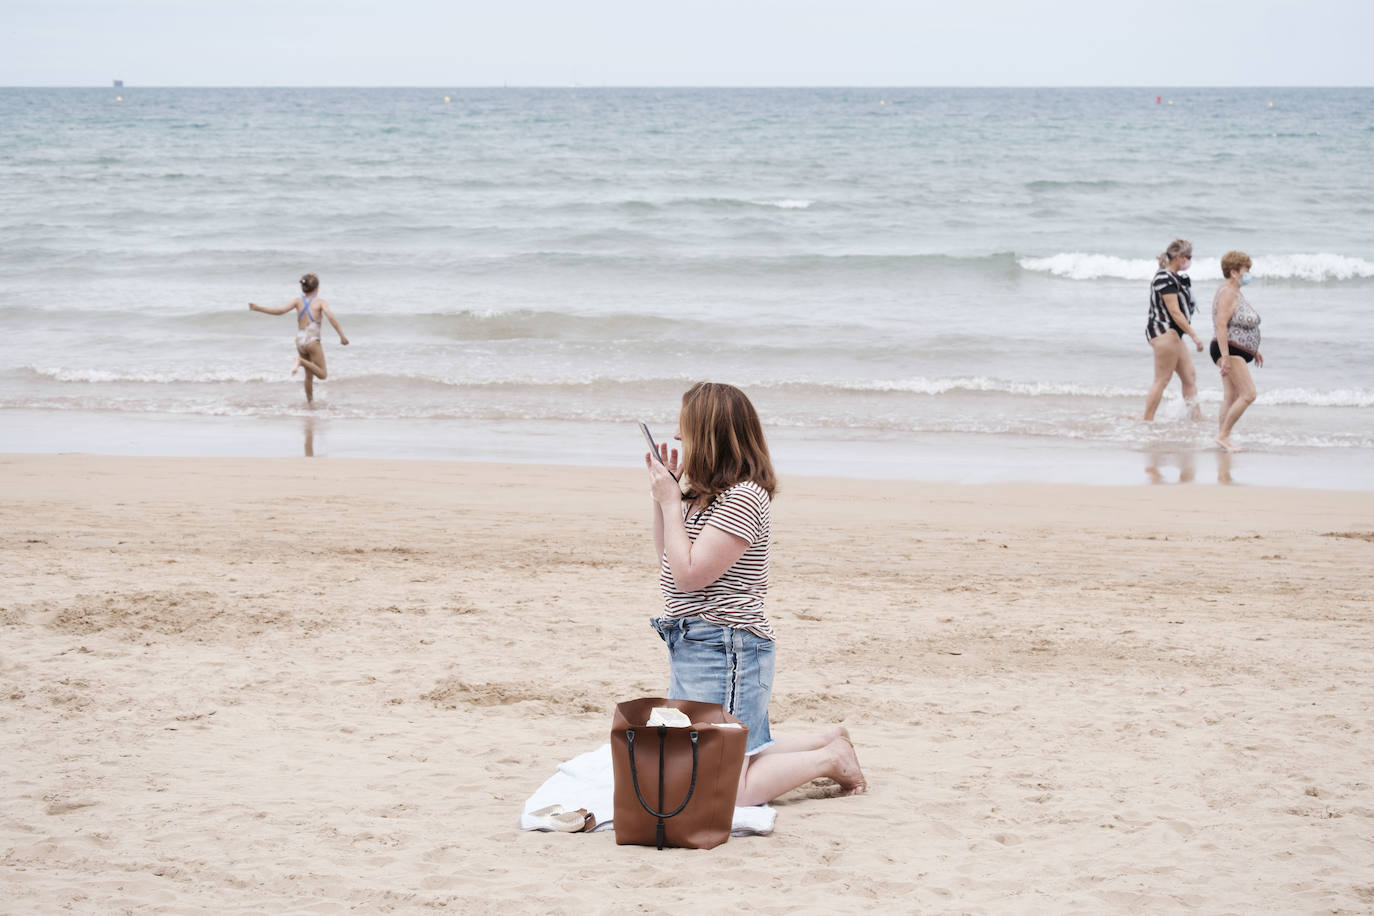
[1,88,1371,485]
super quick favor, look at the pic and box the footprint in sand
[45,799,98,815]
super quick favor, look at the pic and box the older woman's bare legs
[735,726,866,806]
[1217,357,1257,452]
[1145,333,1201,421]
[1144,334,1179,420]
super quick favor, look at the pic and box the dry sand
[2,454,1372,914]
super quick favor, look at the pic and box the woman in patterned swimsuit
[644,381,865,805]
[1210,251,1264,453]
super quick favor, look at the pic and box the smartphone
[639,421,678,480]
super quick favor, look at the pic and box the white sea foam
[1019,252,1374,282]
[1018,253,1161,281]
[1251,254,1374,282]
[25,366,1374,409]
[752,199,813,209]
[1260,387,1374,408]
[820,376,1142,398]
[30,367,285,384]
[833,377,1374,407]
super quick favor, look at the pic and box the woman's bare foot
[1215,435,1240,453]
[827,737,866,795]
[822,725,852,746]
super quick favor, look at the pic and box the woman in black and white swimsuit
[1211,250,1264,453]
[1143,239,1204,421]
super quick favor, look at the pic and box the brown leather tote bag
[610,697,749,849]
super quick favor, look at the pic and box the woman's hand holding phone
[650,441,680,477]
[645,449,681,505]
[640,422,679,480]
[642,421,681,505]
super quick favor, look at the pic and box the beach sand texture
[2,454,1373,914]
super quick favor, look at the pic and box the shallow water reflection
[1216,448,1233,484]
[1144,447,1195,484]
[1145,447,1241,485]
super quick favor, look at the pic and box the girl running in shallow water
[249,273,349,405]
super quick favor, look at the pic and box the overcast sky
[3,0,1371,87]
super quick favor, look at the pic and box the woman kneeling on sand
[1211,250,1264,453]
[249,273,349,405]
[644,381,865,806]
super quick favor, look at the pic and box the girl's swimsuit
[295,295,321,350]
[1210,287,1261,363]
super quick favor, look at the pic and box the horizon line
[3,83,1371,90]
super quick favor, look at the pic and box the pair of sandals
[527,804,596,833]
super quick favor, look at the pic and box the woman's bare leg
[1144,335,1178,420]
[1218,370,1237,433]
[1217,358,1256,451]
[753,725,850,756]
[736,737,866,806]
[1173,334,1202,420]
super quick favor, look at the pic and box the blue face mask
[1240,273,1252,286]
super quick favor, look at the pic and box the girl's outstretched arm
[248,299,297,316]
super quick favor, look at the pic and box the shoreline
[4,408,1372,490]
[3,454,1372,912]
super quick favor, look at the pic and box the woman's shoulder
[720,480,771,513]
[727,479,770,498]
[705,481,771,540]
[710,480,770,506]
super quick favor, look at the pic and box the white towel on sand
[519,743,775,835]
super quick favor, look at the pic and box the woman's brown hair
[678,381,777,506]
[1220,250,1252,278]
[299,273,319,294]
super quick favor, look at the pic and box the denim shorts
[651,616,775,755]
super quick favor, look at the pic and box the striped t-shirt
[659,480,774,641]
[1146,268,1195,340]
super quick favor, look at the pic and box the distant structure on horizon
[113,78,123,88]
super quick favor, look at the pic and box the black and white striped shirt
[1146,268,1195,340]
[659,481,773,640]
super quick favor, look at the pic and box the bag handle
[626,725,699,849]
